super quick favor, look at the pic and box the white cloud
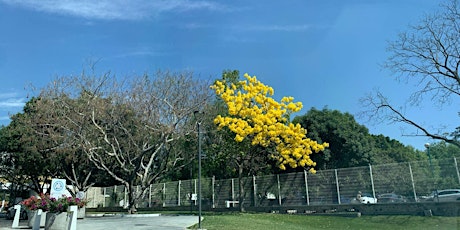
[113,49,169,59]
[0,93,19,99]
[0,115,10,121]
[0,98,25,108]
[0,92,24,125]
[0,92,25,110]
[244,24,312,32]
[182,23,213,30]
[0,0,228,20]
[223,24,312,43]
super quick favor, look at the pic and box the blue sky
[0,0,455,150]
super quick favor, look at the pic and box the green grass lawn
[188,213,460,230]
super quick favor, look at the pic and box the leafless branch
[361,0,460,147]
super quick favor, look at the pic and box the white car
[350,193,377,204]
[360,193,377,204]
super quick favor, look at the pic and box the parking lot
[0,213,200,230]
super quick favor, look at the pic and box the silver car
[426,189,460,202]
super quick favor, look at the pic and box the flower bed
[22,194,88,228]
[22,194,88,212]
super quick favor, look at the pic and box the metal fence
[86,157,460,208]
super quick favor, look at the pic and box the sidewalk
[0,214,200,230]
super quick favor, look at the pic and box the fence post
[212,176,215,208]
[231,179,235,201]
[93,188,97,207]
[103,187,106,207]
[163,183,166,207]
[369,164,376,199]
[114,186,117,207]
[277,174,282,206]
[408,162,417,202]
[335,169,341,204]
[194,179,197,205]
[178,180,181,206]
[136,186,140,207]
[304,170,310,205]
[454,157,460,185]
[124,186,127,208]
[149,184,152,207]
[253,175,257,207]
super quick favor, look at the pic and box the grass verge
[187,213,460,230]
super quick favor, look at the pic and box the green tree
[0,98,58,195]
[293,108,423,169]
[425,141,460,159]
[369,134,425,164]
[417,142,460,192]
[293,108,373,169]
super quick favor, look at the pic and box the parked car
[5,201,28,220]
[350,193,377,204]
[378,193,407,203]
[425,189,460,202]
[361,193,377,204]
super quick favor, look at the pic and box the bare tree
[39,70,211,213]
[361,0,460,148]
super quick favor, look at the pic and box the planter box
[78,207,86,219]
[28,210,47,227]
[45,212,70,230]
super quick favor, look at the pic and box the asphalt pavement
[0,213,201,230]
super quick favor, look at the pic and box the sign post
[50,178,67,199]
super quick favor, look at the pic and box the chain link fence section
[86,157,460,208]
[336,166,371,204]
[372,163,414,200]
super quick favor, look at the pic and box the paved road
[0,214,200,230]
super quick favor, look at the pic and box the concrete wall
[88,201,460,217]
[243,202,460,216]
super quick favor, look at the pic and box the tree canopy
[32,70,211,213]
[293,108,424,169]
[0,98,61,195]
[211,73,329,173]
[293,108,372,169]
[425,141,460,159]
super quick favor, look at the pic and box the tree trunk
[238,163,245,212]
[127,183,138,214]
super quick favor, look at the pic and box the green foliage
[0,97,57,194]
[425,141,460,159]
[293,108,372,169]
[369,134,426,163]
[292,108,423,170]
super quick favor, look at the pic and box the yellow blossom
[210,73,328,173]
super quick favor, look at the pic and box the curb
[86,213,161,218]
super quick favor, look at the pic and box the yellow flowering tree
[211,73,328,173]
